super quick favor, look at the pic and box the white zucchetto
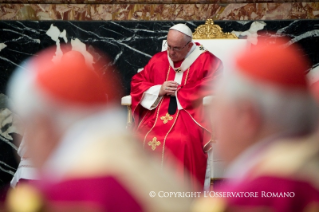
[169,24,193,38]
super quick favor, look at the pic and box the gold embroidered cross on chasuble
[148,137,161,151]
[160,113,173,124]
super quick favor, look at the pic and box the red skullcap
[33,47,113,106]
[236,37,310,90]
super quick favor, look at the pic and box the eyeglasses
[163,41,190,52]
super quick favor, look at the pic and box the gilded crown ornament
[193,19,238,39]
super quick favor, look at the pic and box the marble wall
[0,19,318,188]
[1,3,319,21]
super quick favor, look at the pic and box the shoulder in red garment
[145,51,169,71]
[5,176,143,212]
[193,175,319,212]
[196,135,319,212]
[41,176,143,212]
[210,176,319,212]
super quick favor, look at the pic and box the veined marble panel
[1,3,319,20]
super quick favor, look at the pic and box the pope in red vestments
[131,24,222,191]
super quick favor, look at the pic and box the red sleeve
[130,52,165,127]
[131,66,154,110]
[177,52,222,113]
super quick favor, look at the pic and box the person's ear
[188,41,193,49]
[236,100,261,137]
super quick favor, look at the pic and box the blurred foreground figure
[193,38,319,212]
[5,48,191,212]
[10,137,38,188]
[10,59,43,188]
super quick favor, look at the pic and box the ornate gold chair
[121,19,248,187]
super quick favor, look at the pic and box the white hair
[216,72,319,134]
[7,60,107,135]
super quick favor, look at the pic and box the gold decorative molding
[193,19,238,39]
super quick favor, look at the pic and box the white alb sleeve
[176,92,183,110]
[140,85,163,110]
[173,71,184,110]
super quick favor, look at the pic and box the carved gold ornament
[148,137,161,151]
[160,113,174,124]
[193,19,238,39]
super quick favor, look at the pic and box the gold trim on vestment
[182,57,223,149]
[203,140,212,149]
[137,109,148,130]
[184,110,211,134]
[142,65,171,149]
[166,65,171,80]
[161,110,180,168]
[183,67,190,85]
[143,98,163,149]
[132,93,144,124]
[203,140,213,152]
[160,67,190,167]
[181,66,211,137]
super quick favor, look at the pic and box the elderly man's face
[23,115,60,170]
[167,30,193,62]
[211,90,258,166]
[211,95,239,165]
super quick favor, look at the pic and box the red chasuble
[131,43,222,191]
